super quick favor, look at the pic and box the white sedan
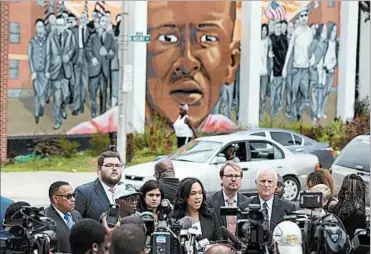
[124,134,320,201]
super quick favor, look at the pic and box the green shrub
[58,137,80,158]
[88,133,111,156]
[34,138,62,157]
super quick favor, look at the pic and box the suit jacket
[207,190,249,231]
[86,31,117,78]
[44,205,82,253]
[28,35,47,73]
[71,26,92,65]
[239,195,296,232]
[74,178,113,221]
[45,30,76,81]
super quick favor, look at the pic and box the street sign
[130,32,150,42]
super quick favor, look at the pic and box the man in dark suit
[207,162,249,236]
[45,15,76,130]
[75,151,123,221]
[154,158,180,204]
[45,181,82,253]
[86,15,117,118]
[239,169,296,234]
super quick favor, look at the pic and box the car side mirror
[211,154,226,165]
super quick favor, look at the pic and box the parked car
[125,134,320,201]
[330,134,370,205]
[233,128,335,169]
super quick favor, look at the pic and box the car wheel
[283,176,300,201]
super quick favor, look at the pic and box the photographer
[272,221,303,254]
[138,180,164,221]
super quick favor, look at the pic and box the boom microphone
[221,226,247,250]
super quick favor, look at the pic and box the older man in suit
[45,15,76,130]
[86,15,117,118]
[75,151,123,221]
[45,181,82,253]
[239,169,296,236]
[207,162,249,236]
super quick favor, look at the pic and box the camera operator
[154,158,180,204]
[239,169,296,235]
[45,181,83,254]
[138,180,164,221]
[2,201,30,227]
[69,218,106,254]
[110,224,147,254]
[329,174,367,239]
[272,221,303,254]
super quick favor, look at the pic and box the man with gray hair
[204,244,235,254]
[239,169,296,236]
[154,158,180,204]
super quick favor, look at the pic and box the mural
[260,0,340,124]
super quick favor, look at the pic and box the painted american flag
[264,1,287,21]
[94,1,106,17]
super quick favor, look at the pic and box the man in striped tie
[45,181,83,253]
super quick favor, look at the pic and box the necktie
[226,198,236,235]
[59,34,62,46]
[64,214,73,229]
[262,202,270,231]
[109,187,116,203]
[82,27,85,47]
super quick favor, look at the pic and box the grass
[1,152,158,173]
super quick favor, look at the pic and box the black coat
[44,205,82,253]
[159,177,180,204]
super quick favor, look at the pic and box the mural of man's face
[281,22,287,34]
[146,2,240,126]
[268,19,276,34]
[36,21,45,36]
[49,14,56,26]
[56,18,66,34]
[299,11,309,26]
[261,25,268,39]
[99,16,108,30]
[274,22,281,36]
[80,13,88,26]
[287,22,294,35]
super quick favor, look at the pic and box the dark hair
[69,219,105,254]
[46,13,55,19]
[172,177,211,219]
[97,151,122,167]
[120,216,146,234]
[261,23,269,34]
[56,14,64,21]
[114,21,121,37]
[35,18,44,25]
[333,174,368,221]
[111,224,146,254]
[327,21,337,40]
[138,180,164,213]
[68,13,76,18]
[305,169,335,195]
[4,201,31,224]
[314,24,324,41]
[49,181,70,199]
[281,20,288,25]
[105,10,111,15]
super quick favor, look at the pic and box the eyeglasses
[223,174,242,180]
[55,193,76,200]
[147,193,161,198]
[102,163,122,168]
[300,13,308,18]
[120,196,139,203]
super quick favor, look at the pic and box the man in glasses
[45,181,82,253]
[154,158,180,204]
[282,6,313,121]
[75,151,124,221]
[114,184,141,220]
[207,162,249,236]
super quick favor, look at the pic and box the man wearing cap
[114,184,141,219]
[272,221,303,254]
[154,158,180,204]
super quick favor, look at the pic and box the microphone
[187,225,200,254]
[196,236,210,251]
[220,226,246,250]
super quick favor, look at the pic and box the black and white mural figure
[86,14,117,118]
[67,13,77,29]
[320,22,339,119]
[45,15,76,130]
[259,24,271,120]
[28,19,48,124]
[282,7,313,121]
[71,11,90,115]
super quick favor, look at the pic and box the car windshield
[335,137,370,172]
[169,140,222,163]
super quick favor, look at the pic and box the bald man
[204,244,234,254]
[239,169,296,235]
[154,158,180,204]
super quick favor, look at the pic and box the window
[9,60,19,79]
[221,142,247,162]
[335,137,370,172]
[169,140,222,163]
[9,22,20,43]
[248,141,284,161]
[251,132,266,137]
[328,0,335,8]
[270,132,294,146]
[293,135,303,145]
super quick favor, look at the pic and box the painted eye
[200,35,218,42]
[159,34,178,43]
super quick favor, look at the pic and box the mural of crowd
[28,4,121,130]
[259,1,339,123]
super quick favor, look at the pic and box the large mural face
[259,0,340,125]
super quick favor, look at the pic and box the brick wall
[0,2,9,164]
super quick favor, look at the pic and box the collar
[99,179,118,192]
[222,191,238,204]
[259,196,274,209]
[52,204,71,219]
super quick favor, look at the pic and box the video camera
[220,204,269,254]
[351,215,370,254]
[0,206,57,254]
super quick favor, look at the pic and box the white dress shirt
[259,196,274,221]
[78,25,86,48]
[99,179,118,204]
[52,205,73,227]
[223,191,238,222]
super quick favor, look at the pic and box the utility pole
[117,0,131,164]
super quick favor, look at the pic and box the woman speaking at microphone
[171,177,221,241]
[138,180,165,221]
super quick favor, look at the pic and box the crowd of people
[0,150,369,254]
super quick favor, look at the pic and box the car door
[243,139,286,192]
